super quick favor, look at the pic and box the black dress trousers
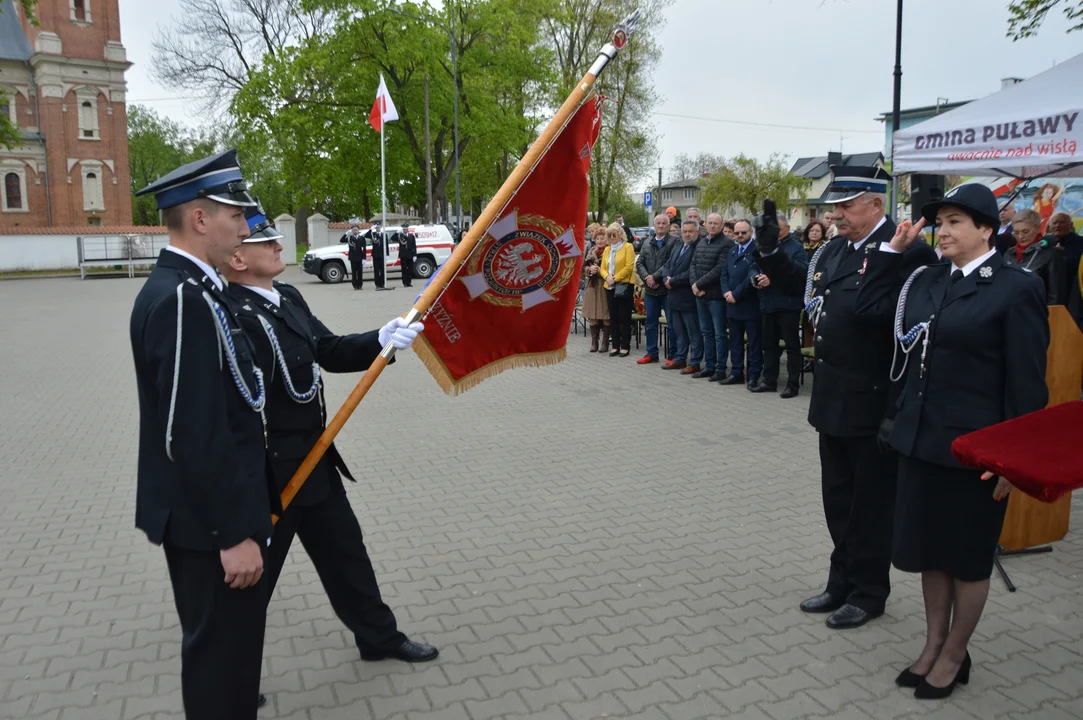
[760,310,802,389]
[164,546,269,720]
[264,483,406,652]
[819,433,897,614]
[350,261,364,289]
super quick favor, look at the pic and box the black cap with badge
[823,166,892,204]
[135,149,257,210]
[921,183,1000,233]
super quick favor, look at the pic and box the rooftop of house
[658,177,704,190]
[0,0,33,62]
[790,152,884,180]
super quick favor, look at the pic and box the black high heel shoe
[915,651,971,699]
[895,666,926,688]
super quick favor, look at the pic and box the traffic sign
[643,190,652,207]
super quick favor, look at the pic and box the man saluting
[129,150,275,719]
[224,202,438,664]
[753,167,937,629]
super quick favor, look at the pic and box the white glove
[379,317,424,350]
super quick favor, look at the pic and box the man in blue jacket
[750,211,807,398]
[719,219,761,388]
[661,219,702,372]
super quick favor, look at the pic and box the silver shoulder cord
[257,314,322,404]
[803,243,829,329]
[890,265,931,382]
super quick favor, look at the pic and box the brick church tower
[0,0,132,228]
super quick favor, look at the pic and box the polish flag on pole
[368,74,399,132]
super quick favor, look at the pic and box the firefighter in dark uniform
[223,204,438,665]
[855,183,1048,698]
[370,222,388,289]
[344,224,367,290]
[752,166,938,629]
[398,227,418,287]
[129,150,276,719]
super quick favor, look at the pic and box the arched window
[83,171,101,211]
[71,0,89,22]
[80,100,95,138]
[4,172,21,210]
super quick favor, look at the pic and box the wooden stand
[994,305,1083,590]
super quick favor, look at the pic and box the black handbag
[613,281,633,299]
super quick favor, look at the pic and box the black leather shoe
[780,386,799,399]
[719,374,744,385]
[360,639,439,663]
[915,652,970,699]
[895,667,927,688]
[826,604,878,629]
[708,372,728,382]
[691,369,715,379]
[799,592,843,613]
[257,694,267,708]
[748,382,777,393]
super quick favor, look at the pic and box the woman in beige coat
[581,223,610,352]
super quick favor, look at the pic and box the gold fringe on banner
[412,335,569,397]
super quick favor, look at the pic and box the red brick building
[0,0,132,228]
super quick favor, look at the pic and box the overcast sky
[118,0,1082,189]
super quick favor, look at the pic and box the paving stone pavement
[1,267,1082,720]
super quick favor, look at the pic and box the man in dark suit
[370,222,388,290]
[754,166,938,629]
[750,211,807,398]
[129,150,275,719]
[661,219,702,372]
[344,224,367,290]
[398,227,418,287]
[224,205,439,666]
[719,220,761,388]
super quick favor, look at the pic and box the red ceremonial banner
[414,97,603,395]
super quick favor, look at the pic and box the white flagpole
[380,111,387,232]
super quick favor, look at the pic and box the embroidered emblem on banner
[460,210,582,312]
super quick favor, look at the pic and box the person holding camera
[752,166,937,630]
[749,212,806,398]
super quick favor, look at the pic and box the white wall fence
[0,219,300,274]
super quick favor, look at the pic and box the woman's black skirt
[893,454,1010,581]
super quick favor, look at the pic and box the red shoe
[663,360,687,370]
[680,365,701,375]
[637,355,659,365]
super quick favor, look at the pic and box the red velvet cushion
[951,401,1083,503]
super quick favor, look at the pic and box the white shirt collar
[851,215,889,250]
[242,284,281,307]
[953,248,998,277]
[165,245,223,291]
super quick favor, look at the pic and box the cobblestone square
[1,269,1081,720]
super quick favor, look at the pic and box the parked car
[302,224,456,284]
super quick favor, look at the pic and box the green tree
[127,105,222,224]
[667,152,724,183]
[699,153,810,215]
[1007,0,1083,39]
[543,0,670,222]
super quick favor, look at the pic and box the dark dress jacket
[757,217,938,437]
[130,250,277,551]
[345,232,367,262]
[719,240,760,322]
[231,283,387,507]
[662,239,699,312]
[1003,241,1065,305]
[750,235,807,314]
[689,233,733,300]
[856,250,1049,468]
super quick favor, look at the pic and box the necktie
[950,269,964,284]
[679,245,688,258]
[843,243,856,261]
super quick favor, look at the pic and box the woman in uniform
[855,183,1049,699]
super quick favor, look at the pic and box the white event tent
[893,52,1083,180]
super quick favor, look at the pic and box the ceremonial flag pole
[273,10,641,521]
[369,73,398,232]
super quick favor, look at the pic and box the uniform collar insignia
[979,265,993,278]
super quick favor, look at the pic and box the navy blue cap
[134,149,257,210]
[921,183,1000,233]
[824,166,892,204]
[242,198,283,243]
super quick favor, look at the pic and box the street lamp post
[388,5,461,231]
